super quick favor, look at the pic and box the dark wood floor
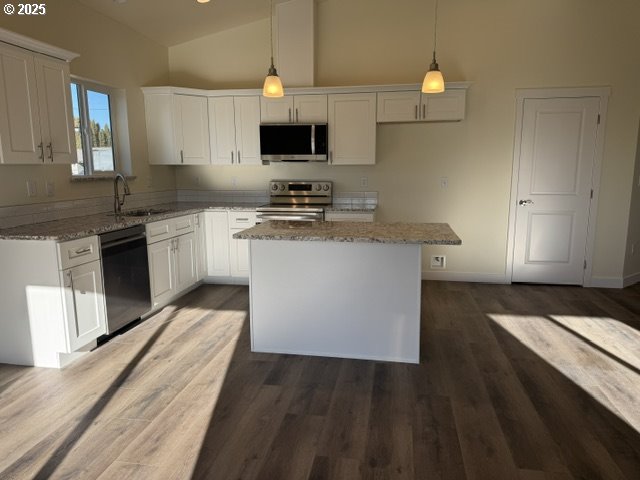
[0,281,638,479]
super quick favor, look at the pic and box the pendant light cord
[270,0,274,63]
[433,0,439,58]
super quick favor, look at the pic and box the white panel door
[175,233,197,293]
[0,44,42,164]
[34,56,77,164]
[328,93,376,165]
[148,238,175,307]
[62,260,107,352]
[174,95,210,165]
[260,96,293,123]
[294,95,328,123]
[512,97,600,284]
[205,211,230,277]
[208,96,237,165]
[234,96,261,165]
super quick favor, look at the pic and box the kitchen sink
[110,208,170,217]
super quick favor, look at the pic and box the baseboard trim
[421,271,509,284]
[623,272,640,288]
[590,276,624,288]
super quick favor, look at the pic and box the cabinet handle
[236,218,249,222]
[288,108,292,123]
[415,105,418,120]
[329,151,333,164]
[422,104,426,119]
[180,150,184,164]
[296,108,299,123]
[231,151,234,164]
[38,142,44,162]
[238,151,241,164]
[66,270,73,289]
[47,142,53,162]
[75,247,92,255]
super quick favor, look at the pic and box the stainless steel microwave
[259,124,328,164]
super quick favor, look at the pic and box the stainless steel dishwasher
[99,225,151,334]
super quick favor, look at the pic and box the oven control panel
[269,180,332,196]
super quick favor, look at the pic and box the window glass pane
[87,90,115,172]
[70,83,85,176]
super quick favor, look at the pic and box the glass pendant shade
[422,66,445,94]
[263,62,283,98]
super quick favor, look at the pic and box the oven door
[256,210,324,223]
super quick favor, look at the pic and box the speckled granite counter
[0,202,263,241]
[234,221,461,245]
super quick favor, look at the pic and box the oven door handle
[257,214,323,221]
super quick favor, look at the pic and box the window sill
[70,175,136,183]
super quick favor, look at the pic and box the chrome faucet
[113,173,130,215]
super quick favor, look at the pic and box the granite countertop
[0,202,380,241]
[233,221,462,245]
[0,202,263,241]
[324,206,376,213]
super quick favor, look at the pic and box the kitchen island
[234,221,461,364]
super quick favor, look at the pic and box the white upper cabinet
[377,89,466,123]
[328,93,377,165]
[260,94,328,123]
[173,94,210,165]
[145,92,210,165]
[0,43,76,165]
[209,96,261,166]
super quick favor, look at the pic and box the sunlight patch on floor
[487,313,640,433]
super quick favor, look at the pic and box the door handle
[288,108,292,123]
[231,151,234,164]
[38,142,44,162]
[296,108,299,123]
[47,142,53,162]
[238,151,241,164]
[518,199,534,206]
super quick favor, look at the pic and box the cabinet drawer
[174,214,195,234]
[228,211,257,228]
[57,236,100,270]
[146,219,175,244]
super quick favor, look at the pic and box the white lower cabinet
[0,236,107,368]
[146,215,198,309]
[204,209,256,282]
[62,260,107,352]
[195,212,207,281]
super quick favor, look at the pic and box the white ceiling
[75,0,273,47]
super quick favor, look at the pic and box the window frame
[70,78,118,177]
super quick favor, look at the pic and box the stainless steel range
[256,180,332,222]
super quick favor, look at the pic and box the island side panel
[249,239,421,364]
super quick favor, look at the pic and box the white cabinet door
[34,56,76,164]
[62,260,107,352]
[328,93,376,165]
[148,238,175,308]
[294,95,328,123]
[195,213,207,281]
[229,228,250,277]
[205,211,230,276]
[234,96,261,165]
[175,232,197,293]
[208,96,237,165]
[0,44,42,164]
[260,96,293,123]
[173,94,210,165]
[145,93,178,165]
[376,91,421,123]
[422,89,466,121]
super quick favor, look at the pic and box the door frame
[506,87,610,287]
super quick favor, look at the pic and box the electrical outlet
[26,180,37,197]
[440,177,448,189]
[45,180,55,197]
[360,176,368,187]
[231,176,238,187]
[430,255,446,269]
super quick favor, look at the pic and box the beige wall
[624,122,640,280]
[168,0,640,282]
[0,0,174,207]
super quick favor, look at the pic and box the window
[70,80,116,176]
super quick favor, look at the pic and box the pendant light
[263,0,284,97]
[422,0,445,94]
